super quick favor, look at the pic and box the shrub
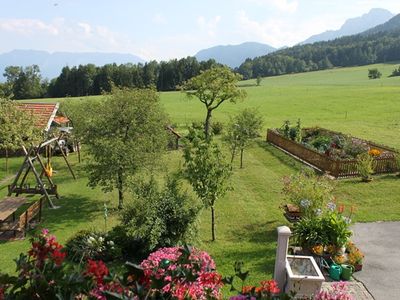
[211,121,224,135]
[118,176,200,257]
[368,68,381,79]
[390,66,400,77]
[65,230,119,263]
[356,152,376,180]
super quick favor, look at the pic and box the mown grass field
[1,63,400,289]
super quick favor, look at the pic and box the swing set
[7,135,76,209]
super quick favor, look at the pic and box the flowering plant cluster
[0,229,128,300]
[346,241,364,266]
[139,245,223,300]
[65,229,118,263]
[232,280,281,300]
[282,171,334,217]
[314,281,354,300]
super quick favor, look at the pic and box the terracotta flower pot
[354,264,363,272]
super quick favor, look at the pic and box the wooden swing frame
[7,135,76,209]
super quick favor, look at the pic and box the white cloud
[197,15,221,37]
[0,18,59,35]
[235,10,343,47]
[0,18,146,57]
[246,0,298,13]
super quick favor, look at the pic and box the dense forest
[236,16,400,79]
[0,57,219,99]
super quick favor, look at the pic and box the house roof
[16,102,59,132]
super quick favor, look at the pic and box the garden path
[351,221,400,300]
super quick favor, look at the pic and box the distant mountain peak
[195,42,276,68]
[301,8,394,45]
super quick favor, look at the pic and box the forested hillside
[237,14,400,79]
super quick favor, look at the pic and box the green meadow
[1,63,400,287]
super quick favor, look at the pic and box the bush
[368,68,382,79]
[356,152,376,180]
[390,66,400,77]
[65,230,119,263]
[117,176,200,257]
[211,121,224,135]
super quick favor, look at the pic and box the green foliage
[282,171,334,217]
[279,119,301,142]
[256,75,262,86]
[0,99,41,172]
[3,65,46,99]
[117,176,200,256]
[183,129,232,240]
[65,230,119,263]
[225,108,264,168]
[390,66,400,77]
[356,152,376,180]
[310,135,332,152]
[182,66,246,137]
[368,68,382,79]
[211,121,224,135]
[294,212,352,249]
[293,217,326,248]
[81,87,168,208]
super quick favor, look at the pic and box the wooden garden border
[266,128,399,178]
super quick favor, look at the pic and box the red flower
[85,260,109,285]
[51,249,66,266]
[260,280,280,294]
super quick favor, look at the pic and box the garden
[1,64,400,299]
[268,120,399,178]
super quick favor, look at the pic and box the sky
[0,0,400,61]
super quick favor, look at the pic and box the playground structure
[7,135,76,209]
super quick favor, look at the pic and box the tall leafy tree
[0,99,41,172]
[182,129,232,241]
[182,67,246,138]
[81,87,167,209]
[225,108,263,168]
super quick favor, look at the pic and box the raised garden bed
[267,127,398,178]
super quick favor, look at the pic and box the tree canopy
[182,66,246,138]
[80,87,168,208]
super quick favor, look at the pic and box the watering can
[321,259,342,281]
[341,264,355,281]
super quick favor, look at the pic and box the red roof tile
[16,102,59,131]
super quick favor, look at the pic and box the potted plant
[346,241,364,272]
[356,152,376,182]
[321,211,352,254]
[293,216,327,253]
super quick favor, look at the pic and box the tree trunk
[204,109,212,139]
[5,148,8,174]
[230,147,236,170]
[240,148,244,169]
[211,206,216,241]
[117,172,124,209]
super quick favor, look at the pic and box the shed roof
[16,102,59,132]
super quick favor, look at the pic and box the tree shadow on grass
[256,141,304,172]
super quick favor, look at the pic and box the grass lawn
[1,63,400,289]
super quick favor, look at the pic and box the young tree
[82,87,167,209]
[182,129,232,241]
[0,99,41,172]
[256,75,262,86]
[182,67,246,138]
[225,108,263,168]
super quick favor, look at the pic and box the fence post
[274,226,291,291]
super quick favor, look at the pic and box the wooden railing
[267,129,398,178]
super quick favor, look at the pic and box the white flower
[300,199,311,208]
[315,208,322,216]
[99,236,104,243]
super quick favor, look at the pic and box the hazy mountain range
[300,8,394,44]
[0,50,144,81]
[194,42,276,68]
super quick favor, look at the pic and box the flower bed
[267,127,398,178]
